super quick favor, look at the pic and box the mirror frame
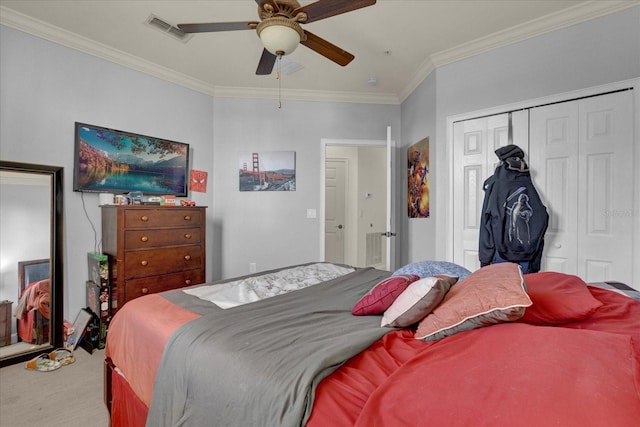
[0,161,64,367]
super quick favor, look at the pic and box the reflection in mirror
[0,161,63,367]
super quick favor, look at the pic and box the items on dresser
[101,206,206,314]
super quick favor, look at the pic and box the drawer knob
[141,260,148,266]
[184,233,192,239]
[185,279,192,285]
[141,236,149,242]
[140,215,149,222]
[184,255,192,261]
[184,215,192,221]
[141,287,149,294]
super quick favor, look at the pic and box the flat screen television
[73,122,190,196]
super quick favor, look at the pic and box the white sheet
[183,263,355,309]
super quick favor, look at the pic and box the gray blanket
[146,266,392,427]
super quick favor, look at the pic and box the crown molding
[0,6,218,96]
[398,0,640,103]
[3,2,638,105]
[0,5,398,104]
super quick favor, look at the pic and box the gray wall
[0,26,214,321]
[1,6,639,321]
[212,97,400,278]
[400,6,640,263]
[0,25,401,321]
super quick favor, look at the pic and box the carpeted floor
[0,348,109,427]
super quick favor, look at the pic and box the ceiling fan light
[257,18,304,56]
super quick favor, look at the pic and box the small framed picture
[70,308,93,350]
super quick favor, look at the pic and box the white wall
[400,6,640,264]
[356,146,386,267]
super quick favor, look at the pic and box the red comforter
[106,276,640,426]
[308,287,640,426]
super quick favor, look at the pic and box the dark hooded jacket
[479,145,548,273]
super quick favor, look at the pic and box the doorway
[321,139,391,269]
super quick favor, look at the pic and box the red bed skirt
[110,364,148,427]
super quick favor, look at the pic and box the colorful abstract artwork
[407,137,430,218]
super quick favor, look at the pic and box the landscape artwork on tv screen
[73,122,189,196]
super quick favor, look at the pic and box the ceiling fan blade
[256,49,277,75]
[177,22,258,33]
[300,30,354,66]
[294,0,376,24]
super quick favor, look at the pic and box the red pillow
[520,272,603,324]
[352,275,420,316]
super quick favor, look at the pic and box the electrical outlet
[249,262,257,273]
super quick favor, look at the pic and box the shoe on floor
[49,348,75,365]
[25,354,62,372]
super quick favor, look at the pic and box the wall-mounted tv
[73,122,190,196]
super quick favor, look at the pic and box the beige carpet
[0,348,109,427]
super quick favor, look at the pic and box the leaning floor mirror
[0,161,64,367]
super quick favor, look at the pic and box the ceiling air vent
[145,14,193,43]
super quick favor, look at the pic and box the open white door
[384,126,395,271]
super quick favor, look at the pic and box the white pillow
[381,275,458,327]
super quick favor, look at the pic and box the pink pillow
[520,272,603,324]
[352,275,420,316]
[381,275,459,327]
[415,263,531,341]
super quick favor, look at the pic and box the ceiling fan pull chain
[277,53,282,109]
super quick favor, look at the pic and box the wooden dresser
[101,205,206,313]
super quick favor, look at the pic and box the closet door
[452,112,528,271]
[529,91,634,283]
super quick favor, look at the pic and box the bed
[104,261,640,427]
[15,259,51,344]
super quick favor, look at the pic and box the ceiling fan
[178,0,376,75]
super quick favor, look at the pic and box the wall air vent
[145,14,193,43]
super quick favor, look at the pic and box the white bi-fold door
[452,111,529,271]
[453,89,634,284]
[529,90,634,283]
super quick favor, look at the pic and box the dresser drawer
[123,246,203,278]
[124,269,205,301]
[124,227,202,249]
[124,208,203,229]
